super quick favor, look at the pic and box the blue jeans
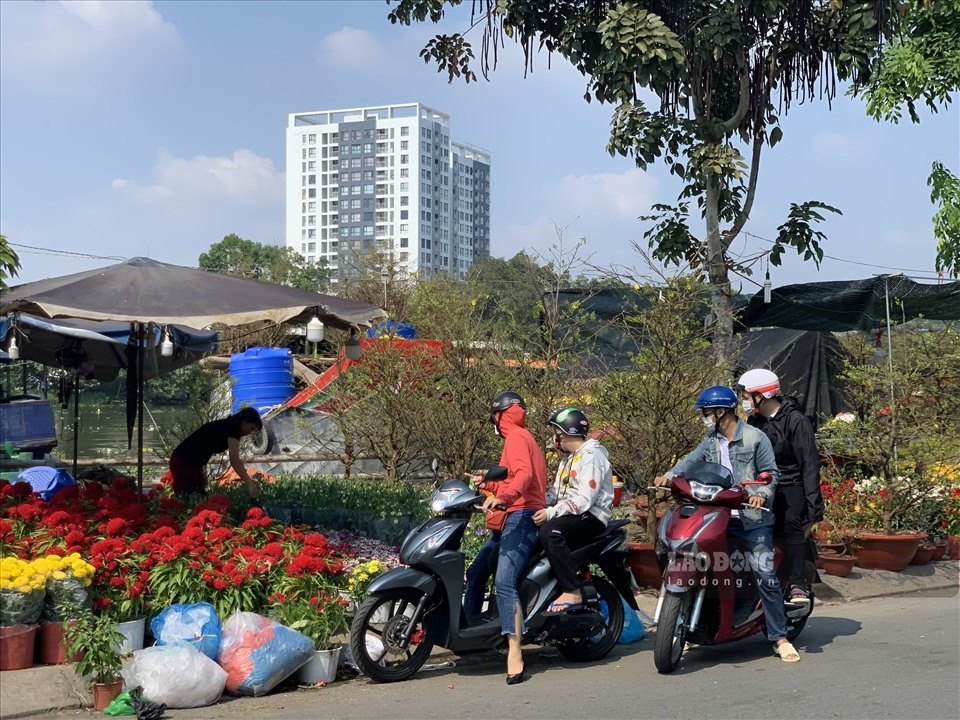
[726,518,788,642]
[495,510,538,637]
[464,533,500,621]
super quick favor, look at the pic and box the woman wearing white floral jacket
[533,407,614,612]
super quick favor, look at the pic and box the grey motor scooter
[349,476,637,683]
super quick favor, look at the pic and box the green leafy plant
[818,324,960,535]
[270,589,348,651]
[62,606,125,684]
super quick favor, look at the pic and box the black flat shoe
[505,668,527,685]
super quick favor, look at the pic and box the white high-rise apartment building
[285,103,491,286]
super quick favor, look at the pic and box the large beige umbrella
[2,257,387,490]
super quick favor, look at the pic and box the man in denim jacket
[655,386,801,663]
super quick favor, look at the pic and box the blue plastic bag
[151,602,222,659]
[218,612,315,696]
[618,597,645,644]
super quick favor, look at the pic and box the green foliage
[388,0,900,369]
[222,475,432,546]
[590,274,723,539]
[0,234,20,291]
[62,606,125,683]
[858,0,960,124]
[199,233,330,291]
[928,161,960,277]
[465,252,559,343]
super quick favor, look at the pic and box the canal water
[54,402,184,460]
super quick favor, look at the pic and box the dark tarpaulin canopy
[737,274,960,332]
[733,328,847,421]
[546,288,844,419]
[0,256,387,331]
[0,315,217,382]
[546,288,751,374]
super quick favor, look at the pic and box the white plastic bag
[121,642,227,708]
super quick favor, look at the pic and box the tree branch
[722,130,763,251]
[720,46,751,136]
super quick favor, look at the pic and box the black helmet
[491,391,526,413]
[549,407,590,437]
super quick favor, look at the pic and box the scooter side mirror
[485,465,508,481]
[742,471,773,486]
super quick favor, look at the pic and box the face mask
[702,414,716,428]
[742,399,755,412]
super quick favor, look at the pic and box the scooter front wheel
[350,589,437,683]
[654,591,692,674]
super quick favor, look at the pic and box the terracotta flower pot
[948,535,960,561]
[850,532,927,572]
[36,621,81,665]
[0,624,38,671]
[91,679,123,712]
[928,542,948,562]
[909,544,936,566]
[625,542,661,589]
[819,552,855,578]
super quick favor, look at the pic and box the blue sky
[1,0,957,292]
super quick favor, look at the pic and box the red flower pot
[625,542,661,589]
[928,542,948,562]
[909,544,936,566]
[0,624,38,671]
[850,532,927,572]
[36,621,81,665]
[819,552,855,578]
[948,535,960,561]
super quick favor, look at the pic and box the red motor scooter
[651,461,814,673]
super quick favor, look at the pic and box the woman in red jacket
[468,391,547,685]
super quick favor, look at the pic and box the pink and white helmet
[737,368,781,399]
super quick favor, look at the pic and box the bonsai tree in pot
[592,273,723,545]
[818,324,960,570]
[590,273,722,590]
[61,605,125,710]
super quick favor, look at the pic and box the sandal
[774,640,801,663]
[545,601,581,614]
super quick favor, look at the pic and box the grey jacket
[665,420,779,530]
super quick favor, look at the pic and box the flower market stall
[0,475,403,705]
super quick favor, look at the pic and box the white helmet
[738,368,780,399]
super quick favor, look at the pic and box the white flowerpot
[113,617,146,654]
[297,646,342,685]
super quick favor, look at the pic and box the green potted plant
[270,588,348,685]
[61,606,126,711]
[818,325,960,570]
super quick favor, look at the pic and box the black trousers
[773,484,809,588]
[539,513,606,593]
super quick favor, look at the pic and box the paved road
[43,590,959,720]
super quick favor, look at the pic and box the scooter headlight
[688,480,722,502]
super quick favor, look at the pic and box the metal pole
[72,375,80,479]
[883,277,898,469]
[137,323,145,496]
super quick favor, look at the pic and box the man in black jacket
[738,369,824,603]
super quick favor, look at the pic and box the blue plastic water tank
[229,347,295,413]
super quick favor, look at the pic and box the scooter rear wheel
[654,591,691,674]
[350,589,437,683]
[556,576,625,662]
